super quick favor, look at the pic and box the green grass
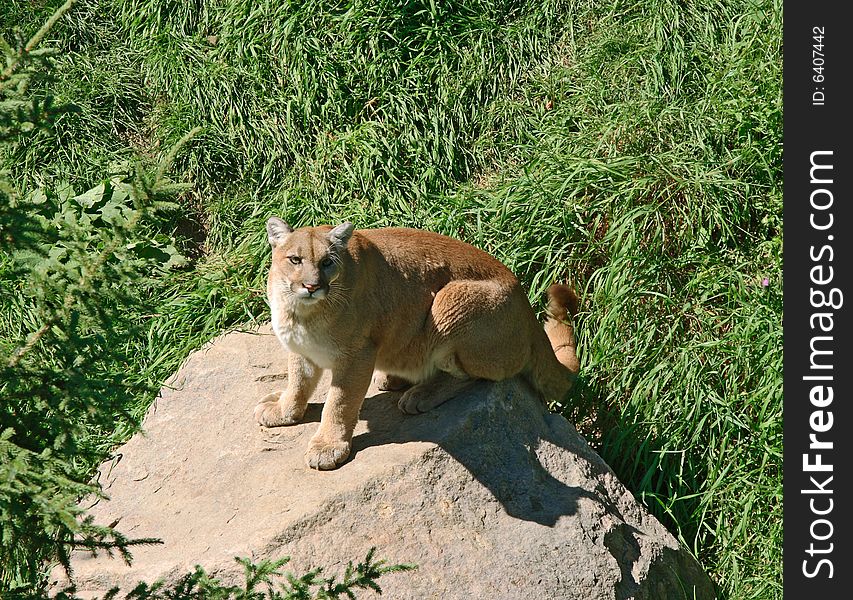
[2,0,782,597]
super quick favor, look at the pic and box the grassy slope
[2,0,782,597]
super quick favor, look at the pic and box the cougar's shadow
[347,379,608,528]
[269,378,707,599]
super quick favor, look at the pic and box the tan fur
[255,218,580,470]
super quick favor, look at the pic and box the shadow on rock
[351,380,603,528]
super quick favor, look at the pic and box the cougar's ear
[267,217,294,247]
[328,222,354,247]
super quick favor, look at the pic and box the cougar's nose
[303,283,320,294]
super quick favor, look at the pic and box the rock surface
[59,326,715,599]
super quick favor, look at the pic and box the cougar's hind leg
[434,281,533,381]
[397,280,532,415]
[373,371,413,391]
[397,370,474,414]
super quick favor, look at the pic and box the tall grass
[2,0,781,597]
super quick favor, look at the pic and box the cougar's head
[266,217,354,307]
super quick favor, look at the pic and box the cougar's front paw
[254,392,304,427]
[305,436,351,470]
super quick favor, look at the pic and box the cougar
[255,218,580,470]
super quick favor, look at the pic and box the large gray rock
[59,326,715,599]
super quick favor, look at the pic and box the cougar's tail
[528,284,580,402]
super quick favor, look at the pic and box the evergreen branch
[155,126,203,185]
[0,0,75,86]
[5,206,142,368]
[6,126,199,368]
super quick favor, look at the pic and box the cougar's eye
[320,257,333,268]
[288,256,302,265]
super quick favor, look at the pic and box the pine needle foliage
[23,549,414,599]
[2,4,412,597]
[1,2,188,591]
[133,550,412,600]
